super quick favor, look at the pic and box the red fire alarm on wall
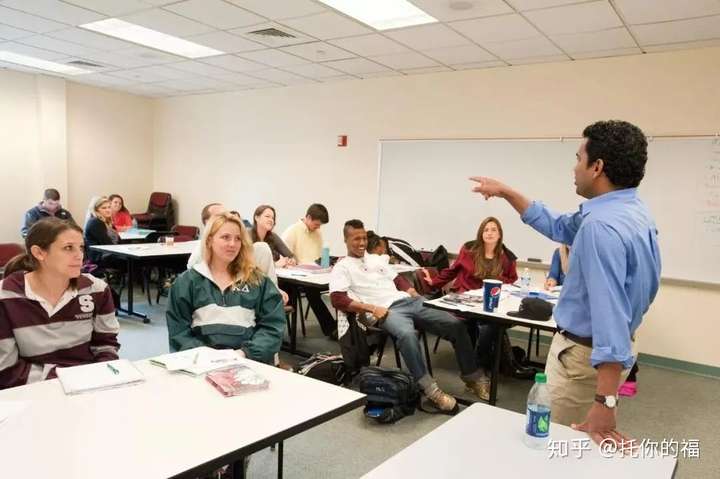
[337,135,348,147]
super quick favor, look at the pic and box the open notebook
[150,347,244,376]
[55,360,145,395]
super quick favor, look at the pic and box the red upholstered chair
[132,192,174,231]
[171,225,199,242]
[0,243,25,277]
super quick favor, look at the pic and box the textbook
[438,293,484,308]
[290,264,332,274]
[150,347,244,376]
[55,359,145,395]
[206,364,269,397]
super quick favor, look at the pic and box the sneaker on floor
[424,385,459,415]
[465,380,490,402]
[618,381,637,397]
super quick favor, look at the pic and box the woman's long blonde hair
[87,196,113,228]
[202,212,261,286]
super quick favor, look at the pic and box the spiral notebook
[150,347,244,376]
[55,360,145,395]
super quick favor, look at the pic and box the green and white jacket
[166,261,285,364]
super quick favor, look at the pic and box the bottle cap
[535,372,547,383]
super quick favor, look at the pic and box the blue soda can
[483,279,502,312]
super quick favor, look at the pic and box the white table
[425,285,558,405]
[363,403,676,478]
[90,241,198,322]
[118,228,156,242]
[0,358,365,479]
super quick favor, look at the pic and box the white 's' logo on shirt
[79,294,95,313]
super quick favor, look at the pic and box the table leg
[278,441,284,479]
[231,458,246,479]
[115,257,149,322]
[489,325,505,406]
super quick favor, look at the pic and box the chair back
[172,225,199,241]
[0,243,24,268]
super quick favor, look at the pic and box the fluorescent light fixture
[79,18,224,59]
[0,51,90,75]
[317,0,437,30]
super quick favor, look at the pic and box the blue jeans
[381,297,483,389]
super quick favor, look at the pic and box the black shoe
[510,365,538,380]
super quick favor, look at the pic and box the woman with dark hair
[250,205,296,269]
[545,244,570,289]
[421,217,531,377]
[0,218,120,390]
[109,194,132,232]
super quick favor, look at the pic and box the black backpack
[355,366,419,424]
[296,353,347,386]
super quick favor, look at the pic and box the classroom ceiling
[1,0,719,98]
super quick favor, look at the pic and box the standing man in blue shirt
[471,120,661,445]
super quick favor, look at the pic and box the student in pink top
[109,194,132,232]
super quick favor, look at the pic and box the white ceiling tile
[46,27,135,50]
[185,31,264,53]
[281,11,373,40]
[165,60,235,78]
[508,54,570,65]
[282,62,346,79]
[361,70,402,79]
[198,54,265,72]
[524,1,623,35]
[139,0,181,5]
[17,34,100,56]
[76,50,155,68]
[484,36,563,59]
[409,0,513,21]
[450,14,540,43]
[114,45,185,64]
[0,0,104,25]
[614,0,720,25]
[0,24,33,40]
[0,41,68,59]
[280,41,354,62]
[401,65,452,75]
[122,83,177,96]
[163,0,264,30]
[643,38,720,53]
[121,8,215,37]
[0,60,48,74]
[226,0,326,20]
[321,74,357,82]
[229,22,314,48]
[385,23,471,51]
[570,47,642,59]
[108,64,188,82]
[0,6,66,32]
[249,68,316,85]
[452,60,507,70]
[210,71,267,85]
[152,76,234,91]
[422,44,496,64]
[329,34,409,57]
[60,0,151,17]
[370,51,439,69]
[632,16,720,46]
[323,57,391,75]
[551,27,636,53]
[238,48,308,67]
[70,72,137,86]
[505,0,588,11]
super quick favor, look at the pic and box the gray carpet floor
[117,291,718,478]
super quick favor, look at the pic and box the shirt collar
[580,187,637,217]
[24,274,78,317]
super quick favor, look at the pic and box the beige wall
[0,71,67,243]
[153,47,720,368]
[66,83,154,223]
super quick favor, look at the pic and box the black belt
[559,330,592,348]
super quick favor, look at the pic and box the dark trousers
[288,287,337,336]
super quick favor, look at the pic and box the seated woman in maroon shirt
[422,217,519,372]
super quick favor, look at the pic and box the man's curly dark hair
[582,120,648,188]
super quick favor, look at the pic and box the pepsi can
[483,279,503,312]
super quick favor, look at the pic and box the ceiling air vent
[247,27,296,39]
[66,60,104,68]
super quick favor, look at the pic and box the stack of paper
[55,359,145,395]
[150,347,244,376]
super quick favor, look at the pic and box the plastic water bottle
[520,268,532,292]
[320,246,330,268]
[524,372,551,450]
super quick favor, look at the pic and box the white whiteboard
[377,137,720,285]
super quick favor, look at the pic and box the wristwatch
[595,394,618,409]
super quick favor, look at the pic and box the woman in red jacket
[422,217,532,377]
[422,216,517,291]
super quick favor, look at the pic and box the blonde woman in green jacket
[166,212,285,364]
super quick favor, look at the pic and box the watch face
[606,396,617,408]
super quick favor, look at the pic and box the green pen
[106,363,120,375]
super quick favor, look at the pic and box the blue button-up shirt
[522,188,661,368]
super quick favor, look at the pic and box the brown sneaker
[465,380,490,402]
[424,385,459,415]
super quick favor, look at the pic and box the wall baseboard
[506,330,720,380]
